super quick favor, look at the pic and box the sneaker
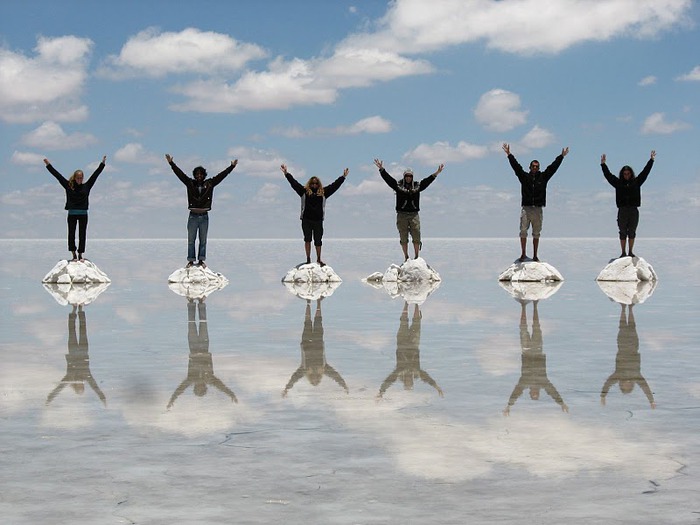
[198,261,207,269]
[186,261,195,268]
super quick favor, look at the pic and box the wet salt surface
[1,238,699,524]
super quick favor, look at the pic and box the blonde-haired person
[281,164,348,266]
[44,156,106,261]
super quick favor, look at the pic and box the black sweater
[602,159,654,208]
[46,162,105,210]
[379,169,436,212]
[169,161,235,211]
[285,173,345,221]
[508,154,564,207]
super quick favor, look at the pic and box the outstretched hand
[601,153,606,164]
[561,147,570,157]
[102,155,107,164]
[502,143,511,156]
[165,154,173,163]
[373,158,383,170]
[280,164,288,175]
[650,150,656,160]
[433,163,444,176]
[43,158,50,166]
[231,159,238,168]
[343,168,349,177]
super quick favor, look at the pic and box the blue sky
[1,0,699,241]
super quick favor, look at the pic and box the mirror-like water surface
[1,239,698,524]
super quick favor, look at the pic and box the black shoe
[619,252,627,258]
[628,252,636,258]
[518,255,526,262]
[198,261,207,269]
[532,256,540,262]
[186,261,195,268]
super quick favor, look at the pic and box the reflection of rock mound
[596,256,657,282]
[498,280,562,302]
[363,258,441,304]
[42,260,111,284]
[282,263,342,284]
[597,280,657,305]
[498,261,563,282]
[283,280,341,300]
[43,282,111,306]
[167,266,228,299]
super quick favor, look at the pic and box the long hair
[304,176,324,196]
[68,170,84,190]
[618,165,635,179]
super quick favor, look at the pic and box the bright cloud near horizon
[1,0,698,242]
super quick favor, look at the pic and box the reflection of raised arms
[377,303,443,399]
[504,301,567,415]
[283,300,349,397]
[167,300,237,409]
[46,305,106,406]
[600,304,655,409]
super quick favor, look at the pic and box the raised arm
[324,168,348,198]
[281,164,305,196]
[165,154,190,185]
[84,155,106,189]
[209,158,237,186]
[636,150,655,186]
[375,158,398,190]
[43,158,71,190]
[600,154,618,186]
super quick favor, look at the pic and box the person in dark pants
[374,158,444,261]
[44,155,106,261]
[502,144,569,262]
[166,154,238,268]
[601,151,655,258]
[281,164,348,266]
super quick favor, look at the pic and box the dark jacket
[508,154,564,207]
[169,161,234,211]
[285,173,345,221]
[379,169,436,212]
[46,162,105,210]
[602,159,654,208]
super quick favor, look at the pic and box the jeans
[187,212,209,262]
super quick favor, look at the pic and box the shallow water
[1,238,699,524]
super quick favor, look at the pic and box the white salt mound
[597,280,657,305]
[498,260,563,282]
[498,280,563,302]
[596,256,657,282]
[282,262,342,284]
[168,266,229,298]
[43,282,111,306]
[363,258,441,304]
[43,259,111,284]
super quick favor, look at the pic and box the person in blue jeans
[166,154,238,268]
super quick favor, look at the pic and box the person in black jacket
[44,155,106,261]
[166,154,238,268]
[374,158,444,261]
[601,151,655,258]
[502,144,569,262]
[281,164,348,266]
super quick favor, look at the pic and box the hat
[403,168,414,177]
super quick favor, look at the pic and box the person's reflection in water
[600,303,655,409]
[504,300,568,415]
[167,298,237,409]
[46,304,106,406]
[283,298,349,397]
[377,302,443,400]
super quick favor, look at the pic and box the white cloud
[21,121,97,150]
[273,115,393,138]
[114,142,162,166]
[99,27,267,78]
[342,179,387,196]
[474,89,528,132]
[640,112,691,134]
[519,125,556,150]
[676,65,700,81]
[404,141,489,164]
[638,75,657,86]
[0,35,92,123]
[341,0,692,56]
[11,151,46,166]
[227,146,294,180]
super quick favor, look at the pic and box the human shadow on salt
[46,304,106,407]
[281,262,342,300]
[503,299,568,416]
[167,298,237,410]
[600,303,655,410]
[168,265,228,300]
[363,257,441,304]
[498,257,563,283]
[377,302,443,400]
[282,298,349,398]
